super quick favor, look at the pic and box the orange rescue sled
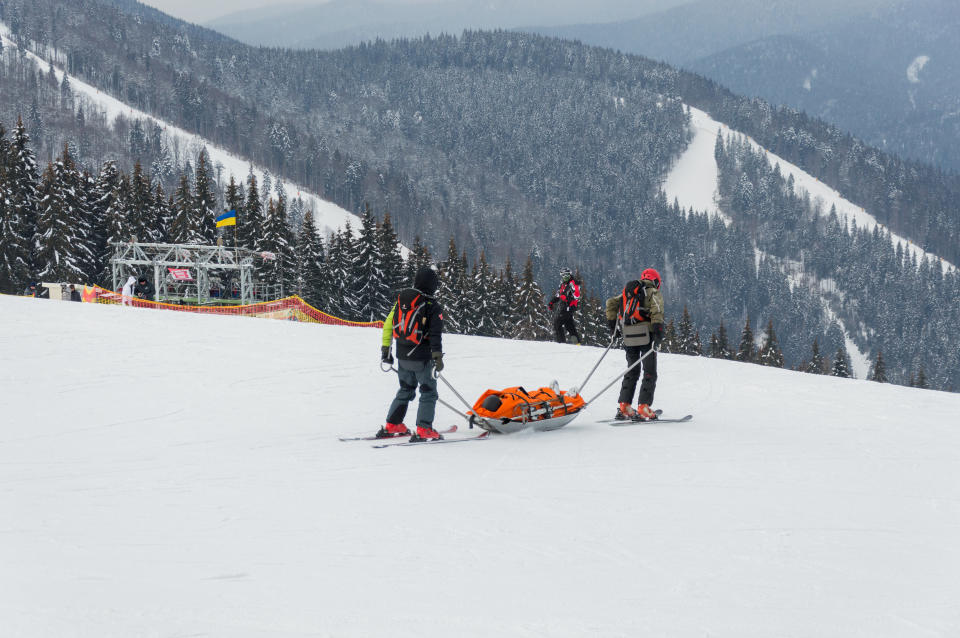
[468,385,586,434]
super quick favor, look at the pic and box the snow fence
[76,285,383,328]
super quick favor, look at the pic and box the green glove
[432,351,444,372]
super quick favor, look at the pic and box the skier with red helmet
[604,268,665,421]
[548,267,582,344]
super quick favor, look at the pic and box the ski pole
[583,345,658,408]
[575,331,617,396]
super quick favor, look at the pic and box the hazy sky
[141,1,328,24]
[140,0,447,24]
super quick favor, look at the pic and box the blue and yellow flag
[216,210,237,228]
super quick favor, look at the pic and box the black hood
[414,266,439,295]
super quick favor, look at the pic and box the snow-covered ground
[664,106,957,273]
[3,294,959,637]
[0,22,356,237]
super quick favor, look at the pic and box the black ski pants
[386,358,438,428]
[554,309,580,344]
[618,344,657,406]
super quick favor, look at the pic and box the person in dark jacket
[134,276,155,301]
[377,265,445,441]
[548,267,581,344]
[69,285,82,302]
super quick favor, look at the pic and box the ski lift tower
[110,242,278,305]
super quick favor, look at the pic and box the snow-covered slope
[3,295,959,637]
[663,106,957,273]
[0,22,356,237]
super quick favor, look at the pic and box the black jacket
[134,280,155,300]
[383,266,444,362]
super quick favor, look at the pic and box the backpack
[392,288,429,346]
[618,280,648,326]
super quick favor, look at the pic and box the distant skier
[69,284,82,302]
[121,276,136,306]
[548,267,581,344]
[377,265,446,441]
[605,268,665,421]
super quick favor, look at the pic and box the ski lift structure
[110,242,282,305]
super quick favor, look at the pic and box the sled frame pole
[583,346,658,408]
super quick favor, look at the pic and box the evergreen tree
[472,251,498,337]
[325,222,357,318]
[153,183,171,243]
[378,212,405,312]
[405,235,433,285]
[709,321,731,359]
[240,175,264,250]
[869,350,888,383]
[758,319,784,367]
[916,367,928,389]
[222,175,245,248]
[259,198,296,295]
[293,209,326,307]
[692,330,703,356]
[128,161,155,242]
[677,306,696,355]
[437,238,466,334]
[169,173,202,244]
[90,160,121,285]
[512,256,549,341]
[831,345,852,378]
[737,317,755,363]
[193,150,218,244]
[2,117,39,289]
[806,338,826,374]
[351,203,386,320]
[662,319,678,353]
[33,147,94,282]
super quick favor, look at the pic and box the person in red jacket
[548,267,581,344]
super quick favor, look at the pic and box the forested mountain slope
[1,0,959,389]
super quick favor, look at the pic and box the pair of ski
[339,425,491,448]
[597,409,693,426]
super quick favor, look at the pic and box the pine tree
[153,183,171,243]
[512,256,549,341]
[169,174,201,244]
[692,330,703,356]
[193,151,218,244]
[223,175,245,248]
[90,161,121,285]
[677,306,696,355]
[293,209,326,307]
[405,235,433,285]
[2,117,39,290]
[378,212,405,304]
[916,367,928,389]
[662,319,678,353]
[240,175,264,250]
[472,251,499,337]
[437,238,466,334]
[711,321,732,359]
[806,338,825,374]
[869,350,888,383]
[831,344,852,378]
[737,317,755,363]
[128,162,155,242]
[259,198,296,295]
[325,222,357,318]
[758,319,784,367]
[351,203,386,320]
[33,147,94,282]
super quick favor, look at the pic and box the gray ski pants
[385,359,438,428]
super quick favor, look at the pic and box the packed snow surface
[3,295,960,637]
[0,22,356,238]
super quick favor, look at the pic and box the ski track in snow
[2,295,960,637]
[665,106,956,274]
[0,22,357,239]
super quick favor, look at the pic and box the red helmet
[641,268,662,289]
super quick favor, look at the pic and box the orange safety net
[82,285,383,328]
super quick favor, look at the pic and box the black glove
[381,346,394,364]
[607,319,617,334]
[651,323,665,345]
[432,351,444,372]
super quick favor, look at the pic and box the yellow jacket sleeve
[382,304,396,347]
